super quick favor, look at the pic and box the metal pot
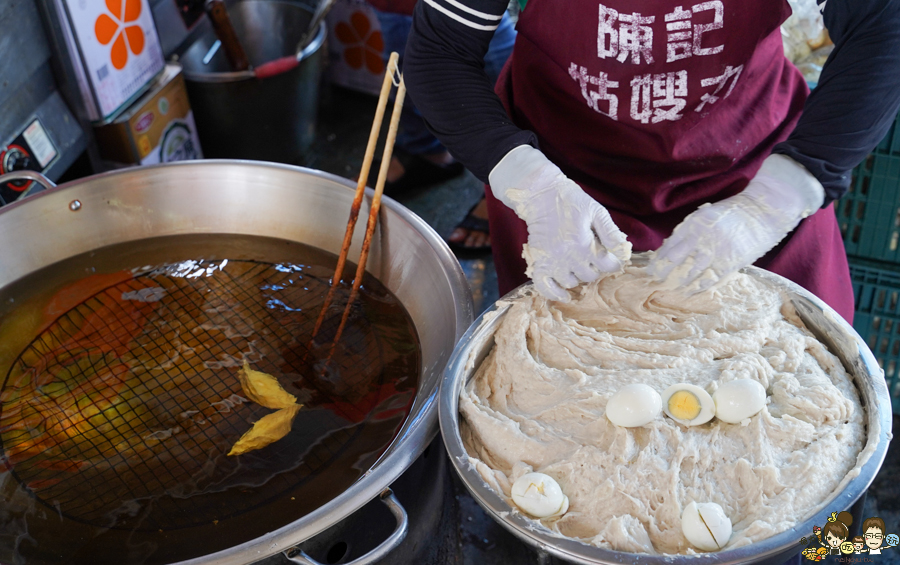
[440,270,893,565]
[0,161,473,565]
[179,1,326,163]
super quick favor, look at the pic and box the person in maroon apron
[401,0,900,321]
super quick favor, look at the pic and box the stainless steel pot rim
[440,271,893,565]
[180,23,326,83]
[1,159,474,565]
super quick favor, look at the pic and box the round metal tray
[440,268,892,565]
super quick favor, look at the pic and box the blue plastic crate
[850,260,900,414]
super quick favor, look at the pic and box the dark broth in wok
[0,234,421,564]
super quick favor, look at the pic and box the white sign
[64,0,165,120]
[22,120,58,168]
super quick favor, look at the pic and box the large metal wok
[0,161,473,565]
[441,271,892,565]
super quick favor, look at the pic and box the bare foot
[358,150,455,183]
[449,198,490,249]
[385,155,405,182]
[421,151,455,166]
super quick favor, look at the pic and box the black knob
[9,154,31,171]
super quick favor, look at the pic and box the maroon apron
[487,0,854,321]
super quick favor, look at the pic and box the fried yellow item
[227,404,302,456]
[238,360,297,409]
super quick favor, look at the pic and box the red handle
[254,56,299,79]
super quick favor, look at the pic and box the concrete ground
[303,83,899,565]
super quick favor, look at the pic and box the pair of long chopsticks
[310,52,406,358]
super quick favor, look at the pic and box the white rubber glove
[489,145,632,301]
[648,154,825,290]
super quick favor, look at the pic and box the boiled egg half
[606,384,662,427]
[713,379,766,424]
[682,501,733,551]
[662,383,715,426]
[511,472,569,519]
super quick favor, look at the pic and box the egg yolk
[668,391,701,420]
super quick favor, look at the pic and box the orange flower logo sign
[334,11,384,75]
[94,0,146,71]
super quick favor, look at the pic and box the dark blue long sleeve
[773,0,900,203]
[404,0,537,182]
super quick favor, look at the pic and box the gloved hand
[648,154,825,290]
[489,145,632,302]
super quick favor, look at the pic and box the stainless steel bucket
[440,272,893,565]
[180,1,326,163]
[0,161,473,565]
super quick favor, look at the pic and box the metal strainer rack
[0,260,388,531]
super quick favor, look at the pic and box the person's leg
[483,13,517,83]
[369,9,457,185]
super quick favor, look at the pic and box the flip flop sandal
[367,149,465,197]
[447,201,492,256]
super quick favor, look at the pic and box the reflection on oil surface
[0,235,420,564]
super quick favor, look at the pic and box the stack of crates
[836,111,900,413]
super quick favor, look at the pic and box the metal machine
[0,0,85,206]
[0,0,215,211]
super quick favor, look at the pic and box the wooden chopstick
[310,52,399,342]
[326,73,407,360]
